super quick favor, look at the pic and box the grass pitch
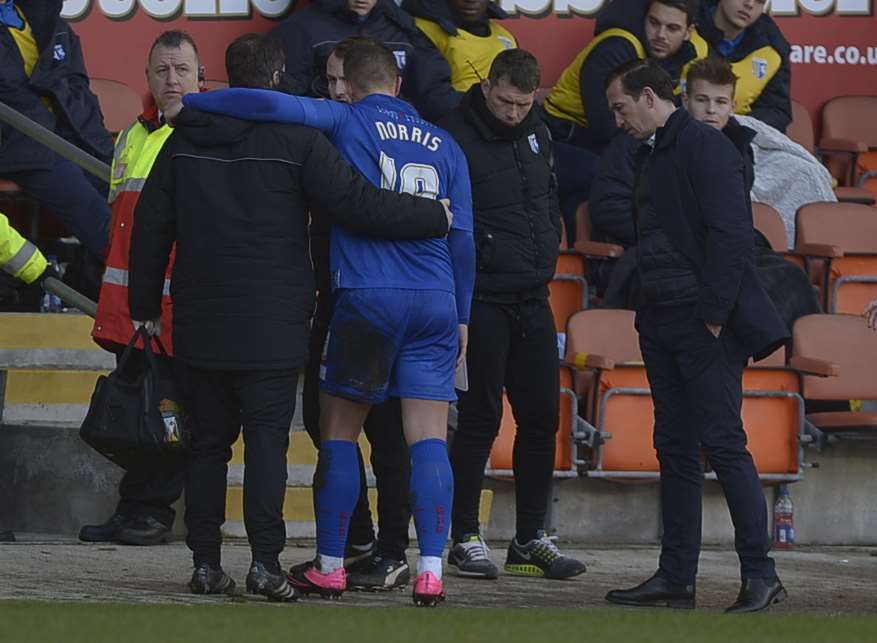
[2,601,876,643]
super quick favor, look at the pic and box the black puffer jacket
[440,86,562,302]
[272,0,460,122]
[129,109,449,370]
[0,0,112,173]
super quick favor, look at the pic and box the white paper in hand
[455,360,469,392]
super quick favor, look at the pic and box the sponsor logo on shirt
[498,36,515,50]
[53,44,66,61]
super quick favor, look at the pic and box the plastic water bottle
[39,256,63,313]
[773,486,795,549]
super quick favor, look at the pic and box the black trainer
[79,513,128,543]
[189,563,236,595]
[448,534,499,579]
[246,561,300,602]
[347,554,410,591]
[504,532,587,579]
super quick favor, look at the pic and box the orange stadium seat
[485,364,580,479]
[90,78,143,136]
[788,100,815,153]
[791,314,877,439]
[752,202,806,269]
[565,309,808,481]
[795,202,877,314]
[788,99,874,205]
[819,95,877,204]
[548,275,588,333]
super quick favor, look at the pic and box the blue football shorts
[320,288,458,404]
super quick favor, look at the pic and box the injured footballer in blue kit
[183,38,475,608]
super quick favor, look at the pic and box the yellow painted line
[226,487,494,525]
[4,370,105,404]
[0,313,99,350]
[230,432,373,466]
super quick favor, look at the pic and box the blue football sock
[409,438,454,559]
[314,440,360,559]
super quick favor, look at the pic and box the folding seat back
[787,100,815,153]
[820,96,877,190]
[564,309,657,478]
[796,202,877,314]
[556,252,585,277]
[821,96,877,150]
[791,314,877,437]
[793,314,877,401]
[90,78,143,136]
[548,275,588,333]
[739,349,805,479]
[486,365,579,478]
[753,202,788,251]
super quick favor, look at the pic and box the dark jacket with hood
[695,1,791,132]
[0,0,112,174]
[129,108,450,371]
[542,0,700,151]
[439,86,562,303]
[272,0,460,122]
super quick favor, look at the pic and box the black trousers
[180,364,298,567]
[302,293,410,560]
[113,350,184,527]
[637,306,775,585]
[451,298,559,542]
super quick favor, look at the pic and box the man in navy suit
[602,59,788,614]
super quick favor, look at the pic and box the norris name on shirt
[374,120,442,152]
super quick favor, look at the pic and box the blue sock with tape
[314,440,360,563]
[409,438,453,561]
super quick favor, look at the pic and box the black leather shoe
[116,516,171,546]
[189,563,236,595]
[79,513,128,543]
[606,573,696,609]
[725,577,787,613]
[246,561,300,602]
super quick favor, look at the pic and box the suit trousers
[637,305,775,585]
[180,364,298,567]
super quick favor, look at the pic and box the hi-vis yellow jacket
[415,17,517,91]
[0,212,47,284]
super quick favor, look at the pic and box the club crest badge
[528,133,540,154]
[753,57,769,80]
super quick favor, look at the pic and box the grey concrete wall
[484,442,877,546]
[2,423,875,545]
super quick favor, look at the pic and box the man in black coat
[272,0,460,122]
[591,56,819,323]
[128,34,452,603]
[0,0,112,257]
[603,59,787,613]
[439,49,587,581]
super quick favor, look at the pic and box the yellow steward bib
[415,18,517,92]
